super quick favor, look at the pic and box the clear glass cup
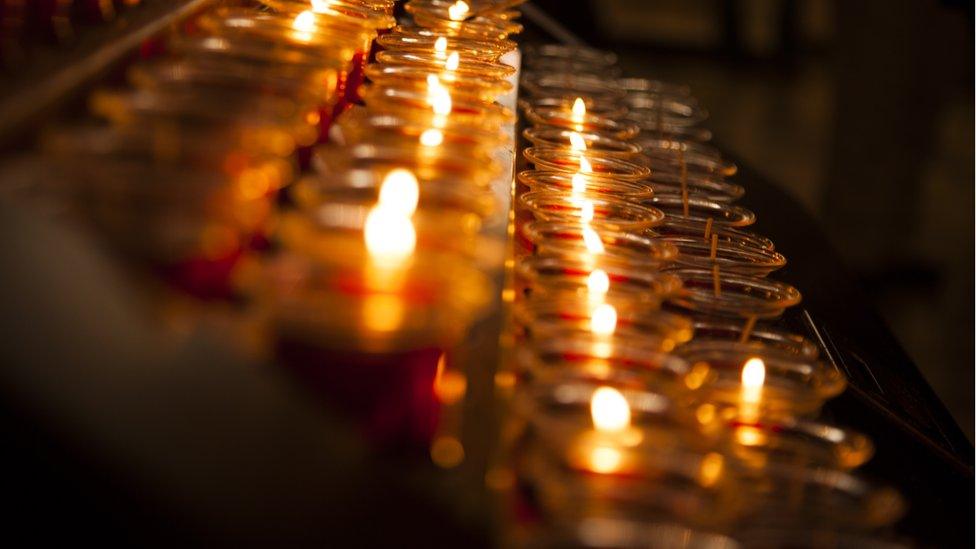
[687,317,818,359]
[523,148,651,181]
[522,127,641,158]
[520,191,666,232]
[376,32,517,61]
[516,170,653,201]
[652,218,775,251]
[360,83,516,128]
[521,72,628,102]
[520,220,677,268]
[648,195,757,227]
[518,95,629,120]
[515,253,682,302]
[666,268,802,319]
[374,49,517,79]
[642,171,745,203]
[364,63,513,103]
[523,108,640,140]
[661,236,787,276]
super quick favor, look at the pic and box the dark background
[535,0,975,438]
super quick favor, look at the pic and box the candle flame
[569,132,588,152]
[310,0,332,12]
[571,173,587,194]
[445,51,460,71]
[572,97,586,121]
[448,0,470,21]
[579,155,593,173]
[377,168,419,216]
[426,75,453,116]
[590,386,630,432]
[587,268,610,295]
[434,36,448,55]
[590,303,618,336]
[365,170,419,264]
[741,357,766,403]
[581,225,605,254]
[292,10,316,41]
[588,446,622,474]
[580,199,595,223]
[420,128,444,147]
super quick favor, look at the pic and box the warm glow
[587,269,610,295]
[420,128,444,147]
[590,387,630,432]
[362,293,405,333]
[291,10,316,41]
[571,173,587,194]
[571,97,587,121]
[377,168,419,216]
[434,36,448,55]
[580,199,595,223]
[698,452,724,487]
[588,445,622,474]
[445,51,460,71]
[426,75,453,116]
[590,303,618,336]
[581,225,605,254]
[741,357,766,404]
[569,132,588,152]
[365,170,419,265]
[579,155,593,173]
[364,208,416,264]
[310,0,333,12]
[448,0,470,21]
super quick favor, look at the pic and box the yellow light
[377,168,419,216]
[569,132,587,152]
[588,446,622,474]
[420,128,444,147]
[741,357,765,405]
[590,386,630,432]
[434,36,448,55]
[571,173,587,194]
[292,10,316,41]
[362,293,405,332]
[580,199,595,223]
[698,452,724,487]
[579,155,593,173]
[590,303,618,336]
[310,0,332,12]
[571,96,586,121]
[426,75,453,116]
[364,207,416,264]
[581,225,605,254]
[448,0,470,21]
[445,51,460,71]
[587,268,610,295]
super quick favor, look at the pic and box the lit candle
[571,96,587,130]
[736,357,766,446]
[448,0,470,21]
[585,386,630,474]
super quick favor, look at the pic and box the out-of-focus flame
[587,268,610,295]
[292,10,316,41]
[426,75,453,116]
[434,36,448,55]
[569,132,588,152]
[591,386,630,432]
[377,168,419,216]
[364,169,419,265]
[572,97,586,121]
[571,173,587,194]
[590,303,618,337]
[582,225,605,254]
[420,128,444,147]
[580,199,595,223]
[310,0,333,13]
[448,0,470,21]
[741,357,765,405]
[579,155,593,173]
[445,51,460,71]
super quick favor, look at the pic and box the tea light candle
[516,170,653,201]
[666,267,801,319]
[520,191,666,232]
[516,254,682,303]
[648,195,756,228]
[523,148,651,182]
[652,218,775,251]
[520,220,677,268]
[661,236,787,276]
[686,318,818,359]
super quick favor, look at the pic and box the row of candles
[498,44,909,546]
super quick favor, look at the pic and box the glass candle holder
[410,12,522,41]
[515,254,682,303]
[679,342,845,415]
[522,148,650,181]
[662,236,787,276]
[521,73,628,102]
[523,108,640,140]
[666,268,802,319]
[515,334,691,390]
[374,49,517,79]
[334,106,509,152]
[516,170,653,201]
[636,144,737,178]
[520,191,666,232]
[642,171,745,203]
[518,96,630,121]
[634,122,713,143]
[257,0,397,31]
[637,135,723,162]
[652,218,775,251]
[520,220,677,268]
[376,32,517,62]
[522,128,641,160]
[364,63,513,103]
[512,294,693,351]
[648,195,757,227]
[733,465,905,531]
[313,141,501,186]
[687,317,818,359]
[522,43,618,69]
[516,431,742,531]
[360,83,516,128]
[624,93,709,128]
[616,77,691,98]
[693,402,873,470]
[386,21,511,41]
